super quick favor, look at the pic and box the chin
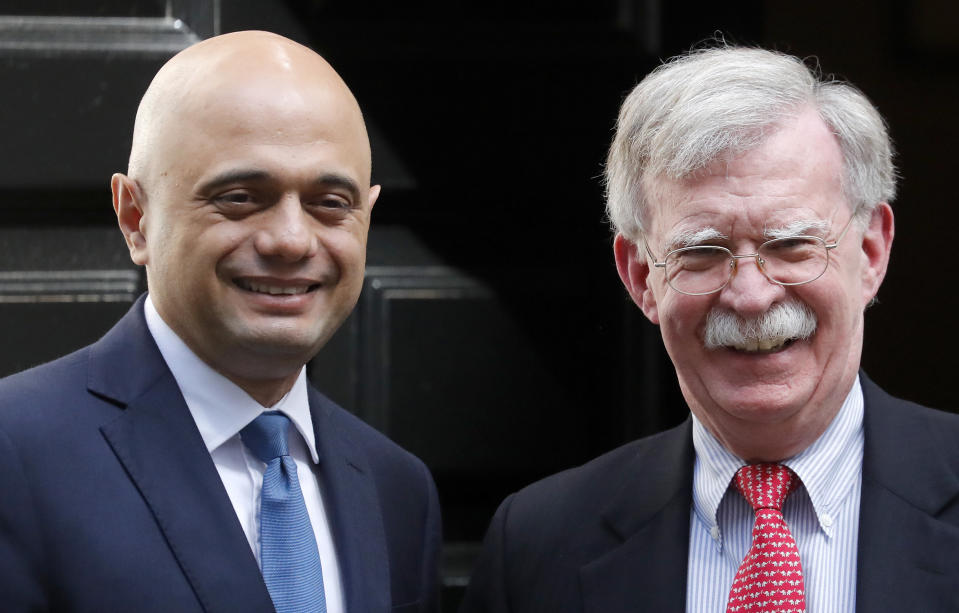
[227,322,323,358]
[685,371,812,420]
[723,395,806,424]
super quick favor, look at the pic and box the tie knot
[241,411,291,463]
[733,463,797,512]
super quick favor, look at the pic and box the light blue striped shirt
[686,377,864,613]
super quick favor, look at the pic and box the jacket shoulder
[0,347,94,427]
[862,374,959,445]
[504,422,690,535]
[313,388,430,472]
[460,423,692,613]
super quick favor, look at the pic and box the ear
[111,173,149,266]
[859,201,894,307]
[367,184,381,211]
[613,234,660,324]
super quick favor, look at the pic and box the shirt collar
[144,295,319,464]
[691,376,864,539]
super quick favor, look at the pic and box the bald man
[0,31,440,613]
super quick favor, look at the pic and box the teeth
[240,280,310,295]
[758,338,783,351]
[730,336,789,352]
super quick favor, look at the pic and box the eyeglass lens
[663,236,829,294]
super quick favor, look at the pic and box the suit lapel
[580,421,694,613]
[91,299,274,613]
[856,375,959,612]
[309,388,390,613]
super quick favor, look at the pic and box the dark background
[1,0,956,608]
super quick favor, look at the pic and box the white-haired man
[460,46,959,612]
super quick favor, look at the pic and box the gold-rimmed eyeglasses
[644,209,861,296]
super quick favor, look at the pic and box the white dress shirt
[144,296,345,613]
[686,377,864,613]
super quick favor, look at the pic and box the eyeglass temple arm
[643,241,667,268]
[825,205,863,250]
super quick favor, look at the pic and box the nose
[716,254,785,316]
[253,195,319,262]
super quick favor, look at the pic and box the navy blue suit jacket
[0,298,441,612]
[459,375,959,612]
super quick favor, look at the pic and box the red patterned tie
[726,464,805,613]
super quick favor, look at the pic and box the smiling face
[113,33,378,405]
[615,108,894,461]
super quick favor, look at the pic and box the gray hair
[605,46,896,244]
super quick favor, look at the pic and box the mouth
[726,336,799,354]
[234,278,321,296]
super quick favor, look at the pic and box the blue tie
[241,412,327,613]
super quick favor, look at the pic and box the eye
[213,190,254,205]
[767,237,805,250]
[306,193,355,213]
[669,246,728,272]
[210,190,262,216]
[320,195,351,208]
[223,192,250,203]
[760,236,824,263]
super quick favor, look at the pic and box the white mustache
[703,301,817,349]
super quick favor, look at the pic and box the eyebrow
[664,227,727,252]
[196,169,272,194]
[764,218,830,239]
[315,173,362,203]
[196,169,363,203]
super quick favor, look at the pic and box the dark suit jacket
[0,297,441,612]
[459,375,959,612]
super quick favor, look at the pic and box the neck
[691,398,846,463]
[225,370,301,407]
